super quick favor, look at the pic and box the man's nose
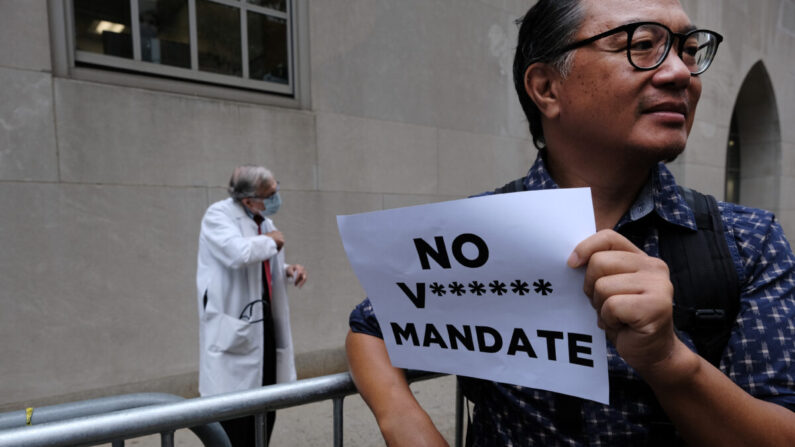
[652,46,692,88]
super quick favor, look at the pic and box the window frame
[48,0,310,109]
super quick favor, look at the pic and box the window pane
[138,0,191,68]
[74,0,132,59]
[197,0,242,77]
[248,12,288,84]
[247,0,286,12]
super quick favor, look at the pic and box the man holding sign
[346,0,795,445]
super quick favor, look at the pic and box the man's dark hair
[513,0,585,149]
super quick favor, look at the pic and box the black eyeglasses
[553,21,723,75]
[250,180,280,200]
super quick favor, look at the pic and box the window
[70,0,294,95]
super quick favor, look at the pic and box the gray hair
[227,165,274,201]
[513,0,586,149]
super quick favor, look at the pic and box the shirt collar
[525,152,697,231]
[523,151,559,191]
[643,162,697,231]
[239,200,263,224]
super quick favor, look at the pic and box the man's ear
[524,63,561,119]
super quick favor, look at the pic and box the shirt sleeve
[200,204,279,269]
[721,203,795,410]
[349,297,384,338]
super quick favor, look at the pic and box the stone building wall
[0,0,792,411]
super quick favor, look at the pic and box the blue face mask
[259,192,281,217]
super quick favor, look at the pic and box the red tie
[254,216,273,303]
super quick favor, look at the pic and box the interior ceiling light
[93,20,126,34]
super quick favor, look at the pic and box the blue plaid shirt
[349,155,795,445]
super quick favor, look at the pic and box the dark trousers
[222,304,277,446]
[220,412,275,446]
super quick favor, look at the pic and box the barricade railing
[0,371,462,447]
[0,393,230,447]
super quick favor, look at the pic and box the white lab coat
[196,198,297,396]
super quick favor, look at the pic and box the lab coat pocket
[206,312,258,356]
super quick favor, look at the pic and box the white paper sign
[337,188,608,404]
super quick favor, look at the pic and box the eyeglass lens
[630,23,717,74]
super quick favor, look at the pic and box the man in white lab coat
[196,165,307,446]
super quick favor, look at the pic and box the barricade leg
[455,379,464,447]
[160,430,174,447]
[333,397,344,447]
[255,413,267,447]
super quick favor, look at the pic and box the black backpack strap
[492,177,527,194]
[659,186,741,368]
[639,187,741,445]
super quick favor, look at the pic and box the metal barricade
[0,393,230,447]
[0,371,461,447]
